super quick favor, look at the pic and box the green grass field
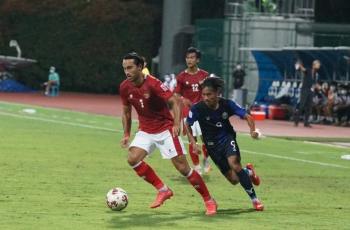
[0,101,349,230]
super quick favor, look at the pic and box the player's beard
[128,73,144,86]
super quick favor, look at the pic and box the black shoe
[304,123,312,128]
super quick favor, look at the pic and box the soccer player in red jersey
[174,47,211,175]
[119,52,217,215]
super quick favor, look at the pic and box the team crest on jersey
[206,116,210,121]
[222,112,228,119]
[143,92,150,99]
[216,122,223,127]
[185,81,189,85]
[129,94,133,99]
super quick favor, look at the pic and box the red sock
[189,143,200,165]
[202,144,208,159]
[132,161,164,190]
[187,169,211,201]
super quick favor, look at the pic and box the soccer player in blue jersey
[185,77,264,211]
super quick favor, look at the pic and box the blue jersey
[187,98,246,148]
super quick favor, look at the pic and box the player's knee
[178,166,190,176]
[176,162,191,176]
[226,170,240,185]
[232,164,242,173]
[171,155,191,176]
[127,154,138,166]
[231,179,240,185]
[226,175,239,185]
[127,158,135,166]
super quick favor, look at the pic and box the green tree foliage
[0,0,161,93]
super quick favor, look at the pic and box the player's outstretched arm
[244,114,259,139]
[121,104,132,148]
[168,94,181,137]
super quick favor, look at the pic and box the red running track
[1,91,350,138]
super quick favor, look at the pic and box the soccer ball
[106,187,128,211]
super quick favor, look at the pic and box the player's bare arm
[167,94,181,137]
[121,104,132,148]
[244,114,259,139]
[184,121,200,155]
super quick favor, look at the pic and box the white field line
[304,141,350,149]
[1,110,349,169]
[0,111,119,133]
[180,140,349,169]
[243,149,349,169]
[295,151,321,155]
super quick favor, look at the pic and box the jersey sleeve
[186,106,199,126]
[151,78,173,101]
[228,100,247,118]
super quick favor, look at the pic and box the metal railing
[225,0,315,18]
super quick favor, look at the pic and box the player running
[119,52,217,215]
[174,47,211,175]
[185,77,264,211]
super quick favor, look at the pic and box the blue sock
[237,169,257,200]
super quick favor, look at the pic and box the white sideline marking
[243,149,349,169]
[295,151,321,155]
[1,110,348,169]
[182,140,349,169]
[304,141,349,149]
[0,111,120,133]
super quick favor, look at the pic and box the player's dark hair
[123,52,144,67]
[186,47,201,59]
[202,77,224,92]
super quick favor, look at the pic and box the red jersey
[174,69,208,104]
[120,75,174,134]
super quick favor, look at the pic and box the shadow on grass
[107,208,254,229]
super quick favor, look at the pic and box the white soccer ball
[106,187,128,211]
[255,129,262,139]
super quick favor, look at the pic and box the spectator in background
[294,60,321,127]
[320,82,333,124]
[43,66,60,96]
[311,82,327,123]
[333,85,350,126]
[232,64,246,90]
[141,56,150,75]
[162,74,177,92]
[163,74,172,91]
[170,74,177,92]
[325,83,337,123]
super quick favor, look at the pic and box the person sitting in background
[311,83,327,123]
[333,86,350,126]
[43,66,60,96]
[325,83,337,123]
[320,82,333,124]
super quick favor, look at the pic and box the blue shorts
[206,137,241,175]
